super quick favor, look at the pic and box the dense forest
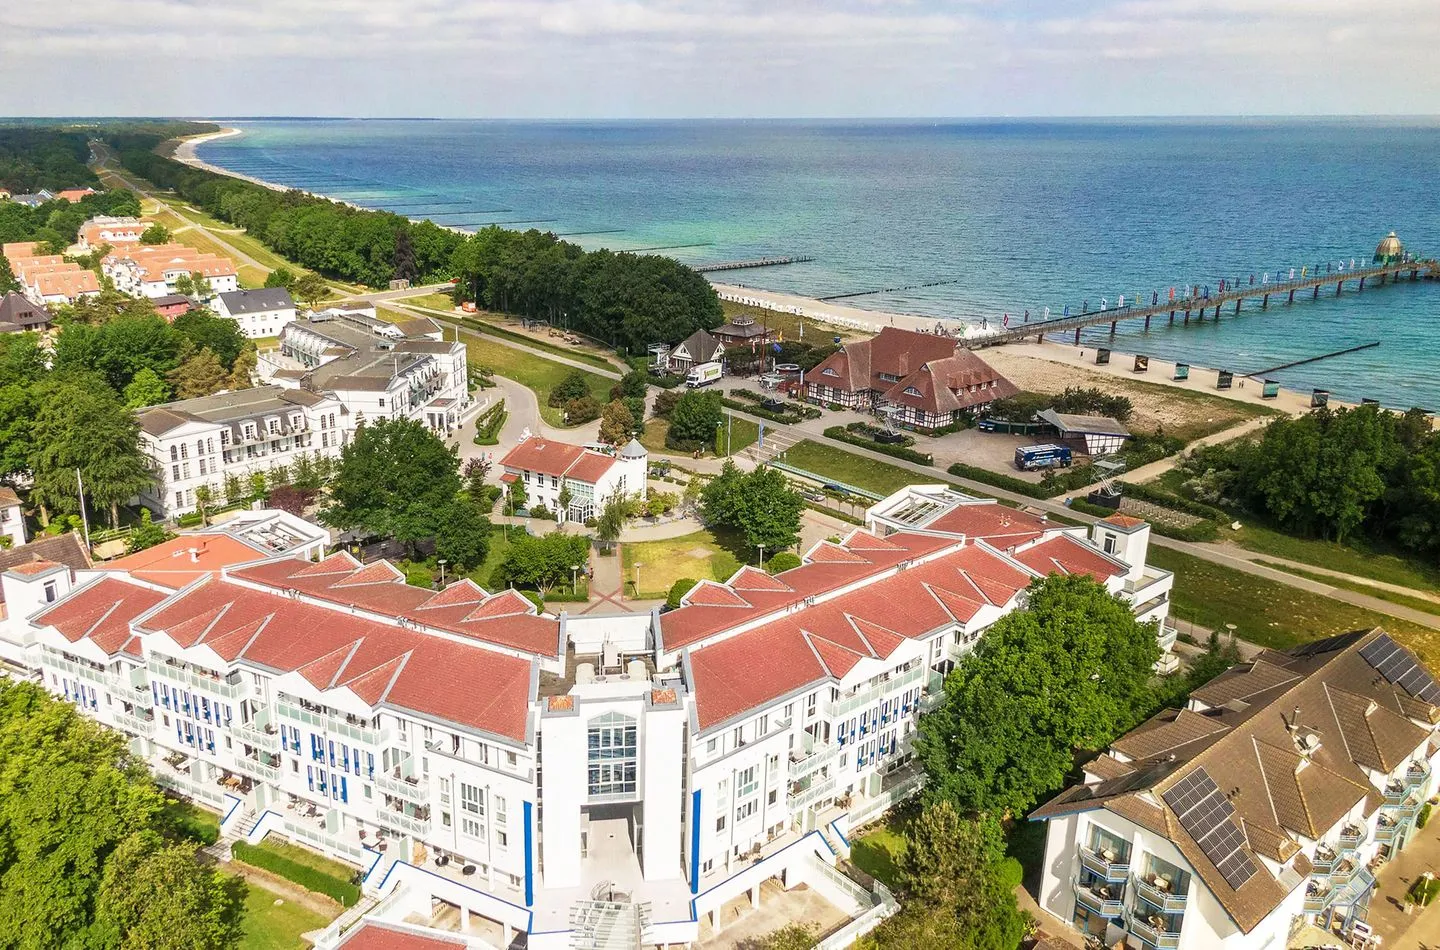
[0,188,140,250]
[1176,404,1440,552]
[113,134,723,353]
[0,128,98,193]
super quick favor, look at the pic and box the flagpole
[75,467,91,549]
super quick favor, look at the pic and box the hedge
[947,462,1052,499]
[232,840,361,906]
[826,427,933,466]
[473,400,507,445]
[1118,480,1230,523]
[1066,498,1219,540]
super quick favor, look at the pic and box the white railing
[790,739,840,782]
[826,666,926,719]
[847,771,925,827]
[788,774,837,812]
[232,755,281,784]
[813,868,897,950]
[276,701,382,746]
[375,765,426,803]
[282,818,368,865]
[114,710,156,734]
[147,658,245,699]
[375,807,431,838]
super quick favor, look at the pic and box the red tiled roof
[335,921,467,949]
[881,351,1019,417]
[806,326,957,395]
[1012,535,1126,581]
[33,576,168,658]
[35,269,100,298]
[1103,514,1148,529]
[100,535,268,589]
[920,501,1051,548]
[140,577,534,741]
[499,437,616,484]
[683,540,1035,728]
[230,556,562,658]
[8,559,61,576]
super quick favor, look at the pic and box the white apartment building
[78,215,147,251]
[261,309,470,435]
[136,387,348,518]
[0,486,25,548]
[103,244,240,299]
[498,435,648,523]
[23,484,1177,949]
[1032,628,1440,950]
[213,288,298,339]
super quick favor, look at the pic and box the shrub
[766,552,802,573]
[472,400,507,445]
[1408,874,1440,906]
[528,503,554,521]
[1419,803,1433,830]
[827,402,844,412]
[232,840,361,906]
[653,389,682,418]
[826,426,933,466]
[563,395,601,425]
[666,578,699,609]
[518,590,545,611]
[547,369,592,408]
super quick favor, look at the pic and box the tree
[0,253,18,294]
[193,483,213,526]
[321,419,461,547]
[653,388,681,418]
[915,574,1161,817]
[263,266,295,290]
[595,493,629,551]
[433,496,493,572]
[122,367,171,409]
[564,395,601,425]
[497,532,591,596]
[666,578,698,609]
[610,369,649,401]
[31,374,155,528]
[246,471,268,501]
[598,399,636,444]
[138,222,170,245]
[125,509,170,554]
[228,343,256,391]
[267,484,310,517]
[666,389,723,450]
[173,272,212,300]
[291,272,328,309]
[462,456,492,503]
[741,923,818,950]
[53,312,183,392]
[93,831,245,950]
[766,552,802,573]
[173,312,246,370]
[392,227,418,283]
[701,463,803,554]
[507,478,528,513]
[556,481,573,520]
[168,347,229,399]
[548,369,592,408]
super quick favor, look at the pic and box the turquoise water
[200,118,1440,408]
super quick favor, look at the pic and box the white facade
[499,435,648,524]
[213,290,298,340]
[137,388,349,518]
[0,497,24,548]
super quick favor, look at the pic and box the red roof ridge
[841,530,905,552]
[924,582,988,624]
[416,579,488,609]
[298,640,364,689]
[682,581,754,608]
[340,652,413,704]
[294,552,362,577]
[805,541,869,564]
[846,615,906,658]
[804,632,865,678]
[728,566,794,592]
[331,561,406,588]
[462,589,536,621]
[202,614,273,661]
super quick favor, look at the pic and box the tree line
[1177,404,1440,550]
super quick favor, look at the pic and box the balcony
[826,666,926,719]
[232,753,281,784]
[375,757,426,803]
[1071,879,1124,918]
[147,657,245,699]
[276,700,382,746]
[1132,874,1187,912]
[1157,624,1178,653]
[1078,847,1130,883]
[114,709,156,734]
[1338,824,1367,849]
[1128,913,1182,949]
[789,733,840,782]
[787,773,837,812]
[376,803,431,837]
[235,708,282,753]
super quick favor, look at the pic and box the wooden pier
[968,258,1438,350]
[695,255,814,274]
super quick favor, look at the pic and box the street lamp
[633,562,643,598]
[571,564,580,596]
[757,545,765,568]
[437,558,448,588]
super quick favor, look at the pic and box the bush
[563,395,601,424]
[721,396,804,425]
[827,402,844,412]
[528,503,554,521]
[232,840,361,906]
[766,552,802,573]
[472,400,507,445]
[653,389,682,418]
[666,578,699,609]
[518,590,545,611]
[1408,874,1440,906]
[547,369,592,408]
[948,462,1052,499]
[1420,803,1433,830]
[826,426,933,466]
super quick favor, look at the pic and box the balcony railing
[1132,875,1187,912]
[375,806,431,837]
[375,758,426,803]
[1128,914,1182,949]
[790,734,840,782]
[235,708,282,752]
[1375,819,1409,844]
[1078,848,1130,882]
[231,754,281,784]
[826,666,926,719]
[276,701,382,746]
[1071,879,1124,918]
[787,773,837,812]
[114,710,156,734]
[1338,825,1367,848]
[147,658,245,699]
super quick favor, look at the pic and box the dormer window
[823,368,838,376]
[904,386,921,396]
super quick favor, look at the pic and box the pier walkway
[971,259,1438,349]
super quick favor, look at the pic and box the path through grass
[622,528,747,598]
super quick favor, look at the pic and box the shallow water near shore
[199,118,1440,407]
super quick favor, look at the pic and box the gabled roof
[806,326,957,394]
[33,575,168,658]
[0,292,52,329]
[499,437,617,486]
[1011,534,1127,582]
[0,533,91,604]
[217,288,296,315]
[99,535,270,589]
[880,351,1019,416]
[674,329,722,364]
[139,576,535,741]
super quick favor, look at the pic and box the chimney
[188,547,199,563]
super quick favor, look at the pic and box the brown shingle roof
[0,534,91,604]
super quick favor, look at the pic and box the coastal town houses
[497,435,648,523]
[804,326,1018,429]
[1031,628,1440,950]
[0,532,91,678]
[212,288,297,339]
[3,241,101,306]
[136,387,347,519]
[667,328,724,374]
[78,215,147,251]
[0,291,53,333]
[259,307,470,435]
[102,243,239,299]
[17,482,1177,949]
[0,486,25,548]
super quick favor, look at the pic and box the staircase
[204,808,259,863]
[233,808,259,839]
[568,898,652,950]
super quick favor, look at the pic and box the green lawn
[640,417,758,459]
[780,440,930,496]
[238,880,333,950]
[622,528,748,598]
[250,838,359,881]
[162,797,220,844]
[720,299,863,345]
[396,527,518,593]
[850,823,906,889]
[1230,522,1440,594]
[1254,561,1440,619]
[459,330,612,427]
[1148,546,1440,665]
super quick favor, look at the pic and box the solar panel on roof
[1161,767,1257,891]
[1360,634,1440,703]
[1288,630,1366,658]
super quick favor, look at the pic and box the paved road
[397,303,625,380]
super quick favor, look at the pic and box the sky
[2,0,1437,118]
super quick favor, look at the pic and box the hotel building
[20,487,1176,949]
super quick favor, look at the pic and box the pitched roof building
[805,326,1016,428]
[0,291,53,333]
[1031,629,1440,948]
[498,436,647,524]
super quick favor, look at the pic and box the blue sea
[199,118,1440,408]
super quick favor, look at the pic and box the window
[736,800,757,821]
[439,777,451,806]
[551,475,558,488]
[706,737,718,754]
[378,398,385,408]
[172,465,181,481]
[461,816,481,838]
[768,789,777,806]
[497,831,508,849]
[169,446,178,461]
[44,581,58,603]
[587,712,638,799]
[1103,534,1117,555]
[737,766,758,798]
[460,782,483,815]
